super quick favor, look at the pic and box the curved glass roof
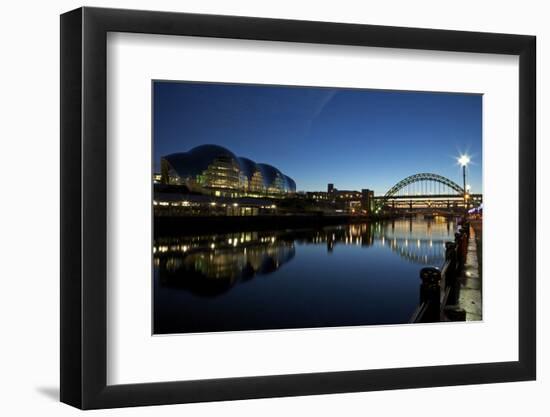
[162,144,295,190]
[256,163,282,188]
[237,157,258,180]
[163,145,239,179]
[284,175,297,192]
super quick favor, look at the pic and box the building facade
[305,184,375,214]
[160,145,296,198]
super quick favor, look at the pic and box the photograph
[53,4,539,411]
[152,81,483,334]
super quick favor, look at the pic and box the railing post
[444,241,459,305]
[463,221,470,238]
[419,267,441,322]
[462,228,468,261]
[455,230,467,266]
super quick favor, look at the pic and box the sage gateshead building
[160,145,296,198]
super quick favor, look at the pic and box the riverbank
[154,213,394,236]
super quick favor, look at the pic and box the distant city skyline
[153,81,482,195]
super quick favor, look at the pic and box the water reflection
[154,216,455,297]
[155,231,296,296]
[154,216,458,333]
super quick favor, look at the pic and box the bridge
[374,173,482,213]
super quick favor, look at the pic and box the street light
[458,154,470,167]
[457,154,470,210]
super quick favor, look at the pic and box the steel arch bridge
[384,173,464,198]
[375,173,479,211]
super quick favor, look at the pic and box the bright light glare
[458,154,471,166]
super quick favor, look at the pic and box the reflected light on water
[153,216,459,333]
[154,217,456,297]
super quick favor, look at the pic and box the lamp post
[458,154,470,211]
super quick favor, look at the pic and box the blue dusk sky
[153,81,482,195]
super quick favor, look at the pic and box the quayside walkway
[457,221,482,320]
[409,218,483,323]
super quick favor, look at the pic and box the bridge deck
[374,194,482,200]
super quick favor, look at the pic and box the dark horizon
[153,81,482,195]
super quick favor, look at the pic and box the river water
[153,216,457,334]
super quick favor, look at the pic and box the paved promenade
[457,221,482,321]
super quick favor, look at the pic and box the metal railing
[409,222,469,323]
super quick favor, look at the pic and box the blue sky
[153,81,482,195]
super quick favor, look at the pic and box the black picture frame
[60,6,536,410]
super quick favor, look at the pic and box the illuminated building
[160,144,296,198]
[361,189,375,213]
[305,184,375,215]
